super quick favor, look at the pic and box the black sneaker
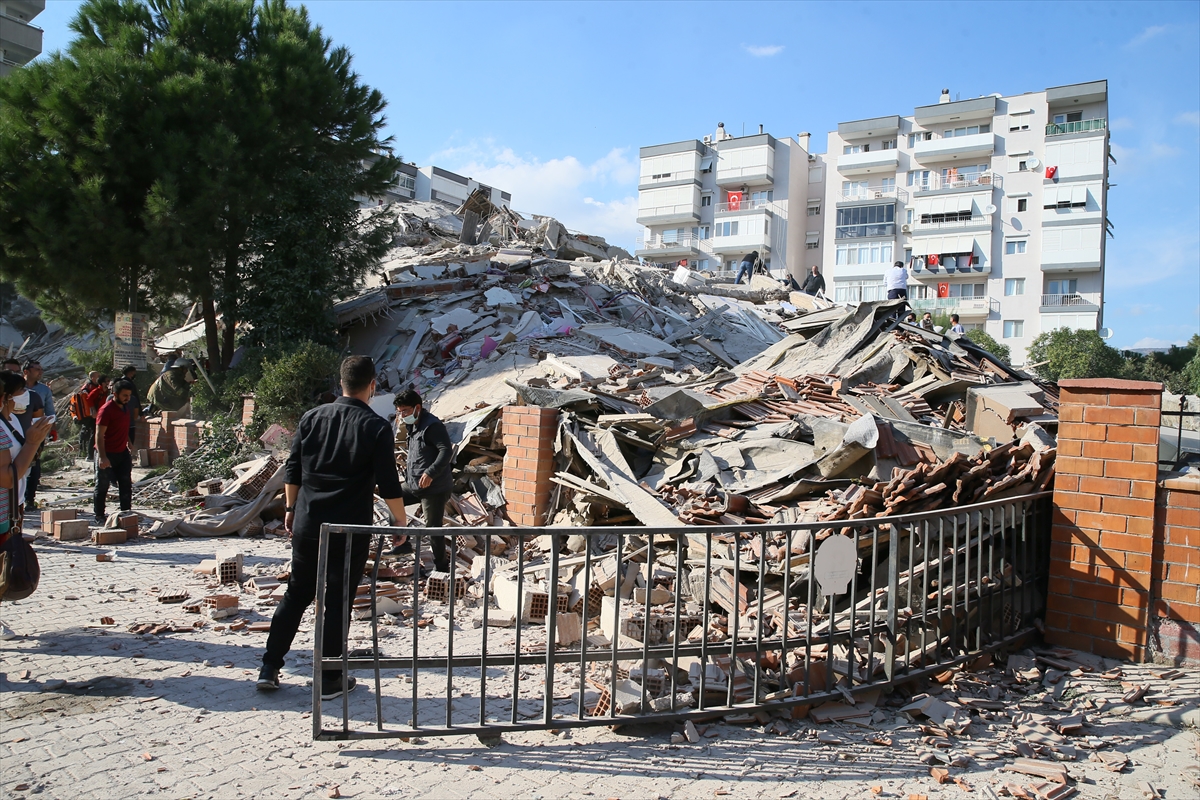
[387,541,413,556]
[320,675,357,701]
[256,666,280,691]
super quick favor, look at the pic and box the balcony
[715,162,774,187]
[1045,119,1106,137]
[913,132,996,164]
[634,234,708,260]
[908,297,997,319]
[836,223,896,240]
[837,185,909,204]
[638,170,700,190]
[635,202,700,226]
[0,14,43,62]
[714,200,787,218]
[1040,292,1101,311]
[912,172,1001,195]
[910,216,992,234]
[708,231,770,254]
[837,148,900,176]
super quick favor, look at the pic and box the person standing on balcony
[800,265,825,296]
[734,250,760,285]
[949,314,966,335]
[886,260,908,300]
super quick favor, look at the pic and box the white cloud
[1130,337,1187,350]
[1124,24,1168,49]
[743,44,784,57]
[1108,117,1135,131]
[429,141,641,249]
[1176,111,1200,126]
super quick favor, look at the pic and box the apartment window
[809,167,824,183]
[806,241,819,250]
[906,209,915,225]
[920,210,973,224]
[881,139,897,150]
[1018,161,1028,171]
[843,144,869,154]
[714,221,739,237]
[651,173,672,179]
[880,177,896,192]
[835,240,893,266]
[661,228,684,243]
[697,225,710,239]
[1047,279,1078,295]
[807,204,821,216]
[908,132,933,148]
[1003,320,1024,339]
[695,259,709,271]
[1009,122,1030,132]
[907,170,931,189]
[700,195,712,207]
[842,180,869,198]
[749,190,773,205]
[1005,240,1027,255]
[836,204,896,239]
[1004,278,1025,296]
[834,279,887,303]
[941,164,989,184]
[942,124,991,138]
[944,283,986,298]
[1053,112,1083,124]
[1017,198,1027,212]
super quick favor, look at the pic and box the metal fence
[311,492,1051,740]
[1160,395,1199,469]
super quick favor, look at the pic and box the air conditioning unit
[901,224,912,233]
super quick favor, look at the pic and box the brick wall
[241,396,256,427]
[1045,378,1162,661]
[1151,473,1200,665]
[501,405,558,527]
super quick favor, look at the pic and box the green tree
[963,328,1011,365]
[0,0,398,364]
[1026,327,1124,382]
[1178,334,1200,395]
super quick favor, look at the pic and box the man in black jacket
[393,388,454,573]
[800,265,825,296]
[258,356,407,699]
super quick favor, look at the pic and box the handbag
[0,464,38,601]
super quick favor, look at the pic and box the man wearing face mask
[392,388,454,573]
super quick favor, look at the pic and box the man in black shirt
[392,388,454,573]
[258,356,407,699]
[800,265,825,296]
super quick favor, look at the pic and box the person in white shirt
[949,314,966,335]
[885,260,908,300]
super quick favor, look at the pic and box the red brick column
[1152,473,1200,664]
[501,406,559,527]
[1046,378,1162,660]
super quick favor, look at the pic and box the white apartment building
[635,124,827,284]
[822,81,1110,364]
[1,0,43,77]
[359,159,512,210]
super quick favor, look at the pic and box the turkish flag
[937,282,950,298]
[727,191,743,211]
[1045,166,1058,179]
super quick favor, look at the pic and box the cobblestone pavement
[2,506,1199,799]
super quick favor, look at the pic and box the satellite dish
[1027,157,1041,170]
[983,204,997,215]
[1099,327,1114,340]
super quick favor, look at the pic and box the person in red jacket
[84,375,110,459]
[94,380,134,521]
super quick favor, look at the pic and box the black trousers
[887,288,907,300]
[263,531,371,677]
[94,449,133,518]
[79,418,96,458]
[401,485,451,571]
[24,456,40,506]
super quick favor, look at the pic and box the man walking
[392,389,454,573]
[886,260,908,300]
[84,375,110,459]
[94,379,135,521]
[800,265,825,296]
[258,356,407,699]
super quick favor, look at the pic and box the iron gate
[311,492,1051,740]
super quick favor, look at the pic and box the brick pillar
[1152,473,1200,665]
[501,406,559,527]
[1046,378,1162,661]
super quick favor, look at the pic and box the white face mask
[11,391,30,413]
[401,413,417,426]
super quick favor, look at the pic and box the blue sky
[34,0,1200,351]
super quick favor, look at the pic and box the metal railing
[1160,395,1199,469]
[311,493,1051,740]
[838,186,909,203]
[1040,292,1101,308]
[714,200,787,216]
[912,216,988,231]
[1046,119,1107,136]
[635,234,707,251]
[912,173,1001,193]
[636,203,698,220]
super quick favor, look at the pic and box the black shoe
[256,666,280,691]
[320,675,357,701]
[387,541,413,556]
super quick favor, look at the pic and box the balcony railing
[1045,119,1107,136]
[714,200,787,217]
[636,203,699,220]
[909,297,998,317]
[1040,292,1101,308]
[911,172,1001,193]
[837,186,909,203]
[910,216,989,232]
[639,170,700,187]
[635,234,707,251]
[835,223,897,240]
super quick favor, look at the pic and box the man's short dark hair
[123,365,138,375]
[395,388,422,408]
[894,261,904,268]
[22,359,40,371]
[113,379,135,395]
[950,314,960,323]
[340,356,376,394]
[1,359,19,370]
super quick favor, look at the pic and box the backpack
[68,386,91,420]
